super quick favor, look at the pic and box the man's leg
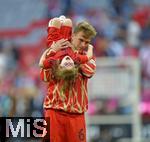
[44,109,67,142]
[66,114,87,142]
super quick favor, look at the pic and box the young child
[41,16,93,70]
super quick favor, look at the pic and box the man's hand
[50,39,70,52]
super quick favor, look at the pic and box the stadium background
[0,0,150,141]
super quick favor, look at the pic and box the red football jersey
[40,56,96,113]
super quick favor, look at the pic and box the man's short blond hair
[74,21,97,39]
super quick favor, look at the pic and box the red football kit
[41,56,96,142]
[40,19,96,142]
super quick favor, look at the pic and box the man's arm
[79,44,96,78]
[39,48,55,68]
[79,57,96,78]
[39,39,69,68]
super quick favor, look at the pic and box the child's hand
[86,44,93,60]
[88,44,94,50]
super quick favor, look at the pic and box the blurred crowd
[0,0,150,119]
[0,43,44,117]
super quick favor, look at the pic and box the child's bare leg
[49,18,61,28]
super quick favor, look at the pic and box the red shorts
[43,109,86,142]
